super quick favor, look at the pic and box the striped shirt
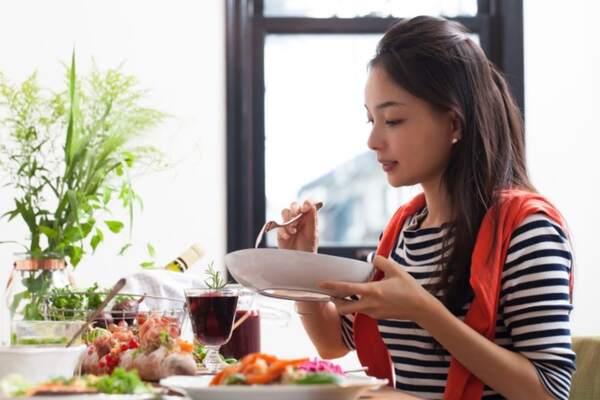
[340,209,575,400]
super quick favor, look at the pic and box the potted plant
[0,52,165,325]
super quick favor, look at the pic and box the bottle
[164,243,204,272]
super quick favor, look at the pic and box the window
[226,0,524,259]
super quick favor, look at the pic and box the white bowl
[0,344,87,383]
[225,249,374,301]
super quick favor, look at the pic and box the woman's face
[365,66,459,188]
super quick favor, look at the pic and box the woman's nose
[367,125,383,151]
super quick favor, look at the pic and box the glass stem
[203,345,224,373]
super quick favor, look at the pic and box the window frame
[226,0,524,259]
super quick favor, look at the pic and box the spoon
[254,201,323,248]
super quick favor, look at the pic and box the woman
[278,16,575,400]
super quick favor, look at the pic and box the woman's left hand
[317,255,436,322]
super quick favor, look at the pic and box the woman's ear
[449,111,462,142]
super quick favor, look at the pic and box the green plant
[203,261,227,289]
[0,52,166,319]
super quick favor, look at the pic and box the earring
[451,137,459,144]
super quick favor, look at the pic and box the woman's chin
[387,174,418,188]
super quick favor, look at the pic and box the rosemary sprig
[203,261,227,289]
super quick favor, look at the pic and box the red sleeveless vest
[353,189,572,399]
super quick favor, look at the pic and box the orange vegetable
[212,353,309,386]
[176,339,194,353]
[210,364,241,385]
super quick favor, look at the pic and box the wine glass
[184,287,239,373]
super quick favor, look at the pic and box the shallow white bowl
[0,344,87,383]
[225,248,374,301]
[161,374,387,400]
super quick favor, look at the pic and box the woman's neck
[420,178,452,229]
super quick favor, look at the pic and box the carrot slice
[245,358,309,385]
[176,339,193,353]
[210,364,241,385]
[245,372,279,384]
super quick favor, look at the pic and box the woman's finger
[301,199,316,213]
[317,280,370,297]
[277,228,290,240]
[290,201,300,216]
[331,297,369,315]
[281,208,291,221]
[372,255,400,277]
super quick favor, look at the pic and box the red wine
[220,309,260,359]
[186,293,238,346]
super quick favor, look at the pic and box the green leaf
[146,243,155,257]
[80,220,95,238]
[139,261,155,269]
[118,243,132,255]
[64,226,84,242]
[68,245,84,267]
[102,187,112,205]
[223,373,246,385]
[39,225,58,240]
[105,220,124,233]
[65,50,76,163]
[90,228,104,251]
[293,372,342,385]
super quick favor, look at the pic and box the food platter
[161,375,388,400]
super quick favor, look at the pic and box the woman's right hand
[277,200,319,253]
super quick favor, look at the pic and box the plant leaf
[65,49,76,163]
[104,220,124,233]
[90,228,104,252]
[118,243,132,255]
[146,243,155,257]
[39,225,58,240]
[139,261,155,269]
[68,245,84,267]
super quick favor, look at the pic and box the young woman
[277,16,575,400]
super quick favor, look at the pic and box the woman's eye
[385,119,405,127]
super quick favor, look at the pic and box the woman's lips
[381,161,398,172]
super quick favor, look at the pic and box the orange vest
[353,189,572,399]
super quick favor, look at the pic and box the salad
[210,353,344,386]
[0,368,154,397]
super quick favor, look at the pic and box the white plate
[224,249,374,301]
[160,375,387,400]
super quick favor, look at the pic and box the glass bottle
[164,243,204,272]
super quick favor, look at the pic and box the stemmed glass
[184,287,239,373]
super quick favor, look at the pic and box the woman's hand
[318,255,436,322]
[277,200,319,253]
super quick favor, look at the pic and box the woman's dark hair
[370,16,534,315]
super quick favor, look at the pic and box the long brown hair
[370,16,534,315]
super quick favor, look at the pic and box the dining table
[360,386,423,400]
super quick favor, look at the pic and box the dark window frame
[226,0,524,259]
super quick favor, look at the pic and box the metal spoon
[254,201,323,248]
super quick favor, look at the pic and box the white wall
[524,0,600,335]
[0,0,226,339]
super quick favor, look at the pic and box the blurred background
[0,0,598,367]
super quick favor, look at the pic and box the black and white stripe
[340,211,575,400]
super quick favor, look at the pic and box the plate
[224,249,374,301]
[160,375,387,400]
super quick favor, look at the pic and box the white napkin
[117,269,205,309]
